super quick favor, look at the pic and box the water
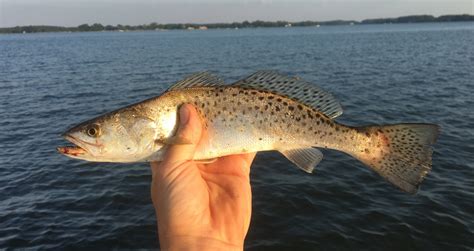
[1,22,473,250]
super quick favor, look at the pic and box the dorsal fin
[168,72,225,91]
[232,71,343,119]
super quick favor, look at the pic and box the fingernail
[179,105,190,126]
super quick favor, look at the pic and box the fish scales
[58,71,439,193]
[155,86,355,160]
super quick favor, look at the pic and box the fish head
[58,109,162,162]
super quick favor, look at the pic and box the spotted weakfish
[58,71,439,193]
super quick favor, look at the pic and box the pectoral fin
[195,158,218,164]
[155,136,193,145]
[279,148,323,173]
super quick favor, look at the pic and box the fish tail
[351,123,439,194]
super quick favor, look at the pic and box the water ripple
[1,23,473,250]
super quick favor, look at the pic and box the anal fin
[279,148,323,173]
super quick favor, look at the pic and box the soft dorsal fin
[168,72,225,91]
[232,71,343,119]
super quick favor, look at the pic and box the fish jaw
[57,134,99,160]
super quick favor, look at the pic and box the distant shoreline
[1,14,472,34]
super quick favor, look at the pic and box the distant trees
[77,23,104,31]
[0,14,473,34]
[77,24,90,31]
[437,14,474,22]
[104,25,116,31]
[90,23,104,31]
[361,14,474,24]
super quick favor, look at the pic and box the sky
[0,0,472,27]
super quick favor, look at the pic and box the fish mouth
[57,135,90,157]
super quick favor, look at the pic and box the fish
[58,71,439,193]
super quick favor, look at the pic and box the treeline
[0,14,472,34]
[0,20,353,34]
[361,14,474,24]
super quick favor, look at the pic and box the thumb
[161,104,202,167]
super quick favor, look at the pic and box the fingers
[240,152,257,176]
[160,104,202,168]
[239,153,257,167]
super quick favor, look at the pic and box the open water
[0,22,473,250]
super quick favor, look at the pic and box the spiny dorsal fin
[232,71,343,119]
[279,148,323,173]
[168,72,225,91]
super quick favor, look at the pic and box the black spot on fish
[288,106,294,111]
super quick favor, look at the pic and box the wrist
[160,236,243,251]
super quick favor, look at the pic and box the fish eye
[86,124,100,137]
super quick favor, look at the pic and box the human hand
[150,104,256,251]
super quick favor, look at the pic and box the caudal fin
[353,123,439,194]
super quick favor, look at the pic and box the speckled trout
[58,71,439,193]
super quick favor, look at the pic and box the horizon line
[1,13,472,29]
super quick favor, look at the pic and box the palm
[151,153,255,246]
